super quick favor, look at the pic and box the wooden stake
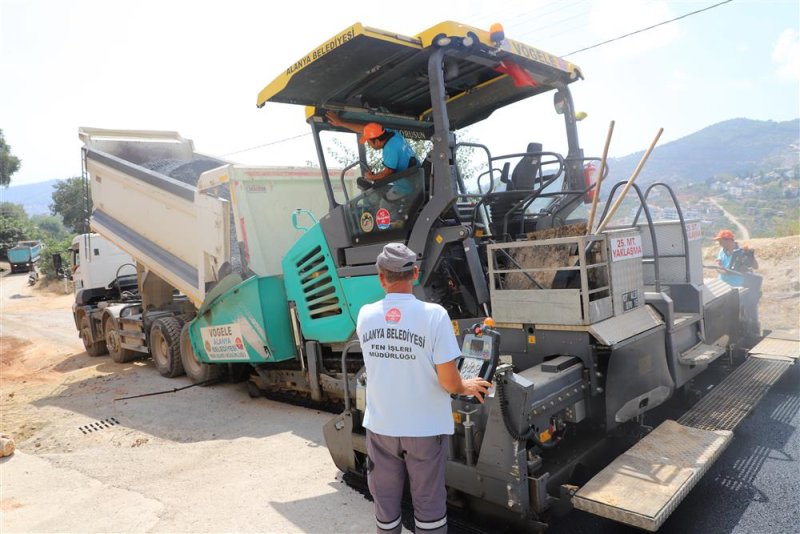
[587,120,615,234]
[596,128,663,234]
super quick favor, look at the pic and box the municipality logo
[385,308,401,323]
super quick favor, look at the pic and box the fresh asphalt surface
[545,362,800,534]
[444,360,799,534]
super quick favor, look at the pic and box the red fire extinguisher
[583,162,596,204]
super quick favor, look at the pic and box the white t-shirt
[357,292,462,437]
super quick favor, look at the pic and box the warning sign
[376,208,391,230]
[200,323,250,361]
[610,235,643,262]
[685,221,702,241]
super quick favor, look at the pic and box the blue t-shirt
[717,248,744,286]
[357,293,461,437]
[382,131,418,171]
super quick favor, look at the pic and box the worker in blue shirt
[325,112,419,185]
[713,228,761,338]
[714,229,758,287]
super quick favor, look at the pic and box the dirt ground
[0,235,797,532]
[0,268,376,533]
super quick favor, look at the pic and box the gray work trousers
[366,430,448,534]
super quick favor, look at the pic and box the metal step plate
[679,342,725,366]
[679,357,792,431]
[748,332,799,363]
[573,420,732,531]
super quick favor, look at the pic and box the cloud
[772,28,800,81]
[587,0,680,60]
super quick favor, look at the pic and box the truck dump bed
[80,127,231,306]
[8,241,42,264]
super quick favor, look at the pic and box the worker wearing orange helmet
[326,112,419,184]
[714,229,758,286]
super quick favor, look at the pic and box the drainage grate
[78,417,120,434]
[678,358,791,431]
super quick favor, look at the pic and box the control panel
[457,319,501,381]
[458,334,494,381]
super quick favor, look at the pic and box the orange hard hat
[713,229,735,241]
[359,122,385,144]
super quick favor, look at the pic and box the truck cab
[70,233,136,305]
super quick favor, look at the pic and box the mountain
[2,119,797,215]
[605,118,799,193]
[0,179,63,216]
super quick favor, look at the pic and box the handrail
[455,141,494,189]
[341,340,361,412]
[339,161,367,203]
[633,182,691,283]
[597,181,662,293]
[466,151,565,240]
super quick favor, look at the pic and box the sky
[1,0,798,187]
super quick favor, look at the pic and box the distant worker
[714,229,758,287]
[326,112,419,186]
[357,243,491,534]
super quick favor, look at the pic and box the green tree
[325,130,480,186]
[31,214,70,240]
[0,202,37,257]
[50,177,90,234]
[0,130,22,187]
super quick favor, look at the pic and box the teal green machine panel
[282,224,384,343]
[340,275,384,320]
[189,275,296,364]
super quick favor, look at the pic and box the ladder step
[678,357,792,431]
[119,329,146,339]
[120,343,150,354]
[672,312,700,331]
[678,342,725,366]
[573,420,732,532]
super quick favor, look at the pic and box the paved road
[711,197,751,240]
[545,361,800,534]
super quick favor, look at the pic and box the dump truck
[73,20,797,532]
[74,127,357,378]
[8,240,42,273]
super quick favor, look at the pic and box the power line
[561,0,734,57]
[221,1,734,157]
[504,0,585,34]
[220,132,311,157]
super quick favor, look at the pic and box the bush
[38,235,75,280]
[776,218,800,237]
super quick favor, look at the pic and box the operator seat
[486,143,544,237]
[510,142,543,190]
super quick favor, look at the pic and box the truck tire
[80,315,107,357]
[150,317,185,378]
[180,323,223,384]
[104,316,138,364]
[227,363,253,383]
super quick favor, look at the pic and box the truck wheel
[104,316,138,364]
[246,379,262,398]
[80,315,107,357]
[227,363,253,383]
[180,323,223,384]
[150,317,185,378]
